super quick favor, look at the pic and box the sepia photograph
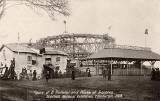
[0,0,160,101]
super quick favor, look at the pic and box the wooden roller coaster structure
[35,33,115,59]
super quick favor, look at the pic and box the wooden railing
[112,68,151,76]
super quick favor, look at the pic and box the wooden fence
[112,68,151,76]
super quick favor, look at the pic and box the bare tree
[0,0,70,19]
[0,0,5,19]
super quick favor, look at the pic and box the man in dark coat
[103,68,107,79]
[71,67,75,80]
[151,68,156,80]
[46,70,50,82]
[155,68,160,80]
[86,68,91,77]
[32,70,37,81]
[88,69,91,77]
[108,68,111,81]
[55,69,58,78]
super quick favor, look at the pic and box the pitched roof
[44,47,68,56]
[0,44,38,55]
[88,48,160,61]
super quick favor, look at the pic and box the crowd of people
[151,68,160,81]
[43,64,63,82]
[18,67,38,81]
[2,59,159,82]
[44,65,93,82]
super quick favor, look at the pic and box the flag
[18,33,20,42]
[63,20,67,33]
[63,20,66,24]
[145,29,148,35]
[106,25,112,35]
[107,25,112,30]
[29,38,32,43]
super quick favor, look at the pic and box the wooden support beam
[95,60,98,75]
[110,59,114,75]
[140,61,145,75]
[126,61,130,75]
[97,60,99,75]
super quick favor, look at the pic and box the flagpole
[107,25,112,36]
[18,33,20,55]
[65,22,66,33]
[145,34,146,48]
[144,29,148,48]
[63,20,67,33]
[17,33,20,80]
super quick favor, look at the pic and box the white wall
[0,46,42,77]
[0,46,68,78]
[14,53,42,74]
[0,47,14,67]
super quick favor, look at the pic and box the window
[27,56,32,61]
[55,66,59,70]
[32,60,36,65]
[56,57,60,62]
[45,58,51,64]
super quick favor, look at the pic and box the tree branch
[0,0,70,20]
[24,0,70,19]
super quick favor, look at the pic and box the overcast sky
[0,0,160,54]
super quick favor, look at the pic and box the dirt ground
[0,76,160,101]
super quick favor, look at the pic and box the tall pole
[73,33,75,58]
[140,61,142,76]
[17,33,20,80]
[111,58,113,75]
[145,34,146,48]
[18,33,20,55]
[110,47,113,75]
[127,61,129,75]
[63,20,67,33]
[144,28,148,48]
[107,25,112,36]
